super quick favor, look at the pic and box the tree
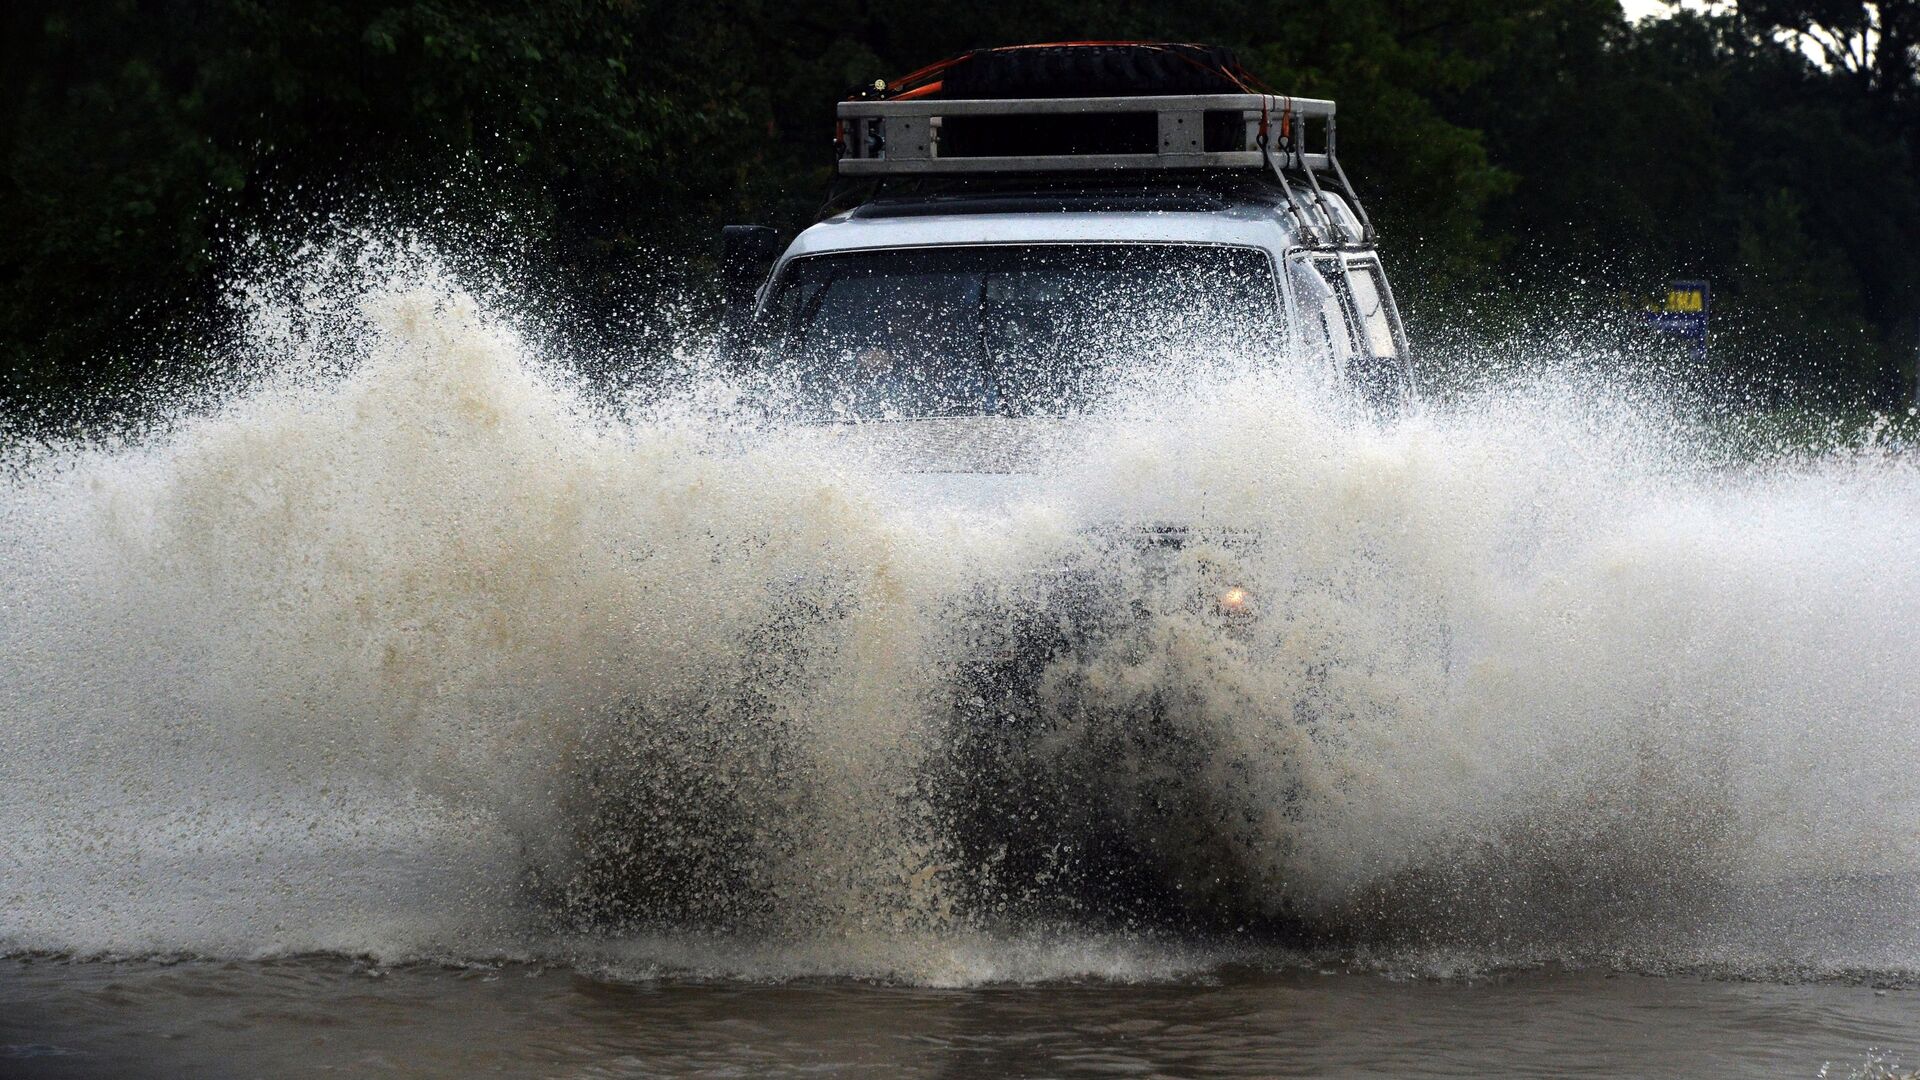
[3,0,1918,409]
[1740,0,1920,102]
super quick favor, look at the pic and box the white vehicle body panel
[778,209,1292,261]
[748,190,1391,516]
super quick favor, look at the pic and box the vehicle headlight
[1216,585,1252,616]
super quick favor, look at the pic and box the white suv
[722,46,1411,438]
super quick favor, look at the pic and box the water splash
[4,247,1919,983]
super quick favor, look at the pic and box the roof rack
[837,93,1330,174]
[834,93,1375,247]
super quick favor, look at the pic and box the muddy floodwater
[7,261,1920,1078]
[3,957,1917,1078]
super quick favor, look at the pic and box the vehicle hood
[794,417,1097,515]
[784,417,1244,553]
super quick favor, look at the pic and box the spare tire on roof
[902,42,1263,100]
[869,43,1267,159]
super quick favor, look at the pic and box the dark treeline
[3,0,1918,408]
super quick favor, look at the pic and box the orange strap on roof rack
[884,55,968,93]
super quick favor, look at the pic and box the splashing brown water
[4,254,1920,984]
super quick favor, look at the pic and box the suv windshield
[757,244,1281,419]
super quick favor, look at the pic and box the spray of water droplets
[4,243,1919,983]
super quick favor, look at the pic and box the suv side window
[1288,254,1405,407]
[1288,256,1356,369]
[1345,262,1399,361]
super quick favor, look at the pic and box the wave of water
[4,252,1920,984]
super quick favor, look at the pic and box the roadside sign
[1641,279,1709,362]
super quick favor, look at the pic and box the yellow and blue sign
[1641,279,1710,362]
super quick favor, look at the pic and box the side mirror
[719,225,781,307]
[717,225,780,365]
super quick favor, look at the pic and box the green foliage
[2,0,1917,407]
[1719,188,1881,389]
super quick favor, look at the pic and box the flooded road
[7,262,1920,1078]
[5,956,1917,1078]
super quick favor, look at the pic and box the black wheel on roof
[908,42,1266,101]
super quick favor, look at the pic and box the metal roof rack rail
[834,93,1375,248]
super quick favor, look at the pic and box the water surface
[6,957,1917,1078]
